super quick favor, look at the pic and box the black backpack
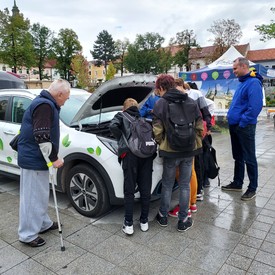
[122,112,157,158]
[165,100,196,151]
[203,135,220,186]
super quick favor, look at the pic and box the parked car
[0,74,164,217]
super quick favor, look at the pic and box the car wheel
[65,164,110,217]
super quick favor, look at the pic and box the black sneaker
[177,217,193,232]
[156,212,168,227]
[241,189,256,201]
[221,182,242,192]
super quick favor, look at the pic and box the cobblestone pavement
[0,117,275,275]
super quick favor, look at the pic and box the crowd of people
[17,57,263,246]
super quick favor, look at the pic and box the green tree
[124,32,164,74]
[114,38,130,76]
[91,30,116,73]
[158,47,173,74]
[0,8,35,73]
[52,28,82,81]
[169,30,199,71]
[105,62,116,81]
[30,23,54,80]
[255,8,275,41]
[208,19,242,59]
[71,53,90,89]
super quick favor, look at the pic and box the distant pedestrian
[18,79,70,247]
[221,57,263,200]
[110,98,154,235]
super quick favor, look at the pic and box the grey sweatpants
[18,169,53,242]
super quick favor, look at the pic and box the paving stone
[217,263,247,275]
[254,250,275,267]
[226,252,252,270]
[248,260,275,275]
[233,243,258,259]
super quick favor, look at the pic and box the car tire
[65,164,110,217]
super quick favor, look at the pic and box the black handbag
[9,134,19,152]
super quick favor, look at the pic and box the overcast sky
[1,0,274,60]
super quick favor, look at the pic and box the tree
[105,62,116,81]
[255,8,275,41]
[91,30,116,73]
[52,28,82,81]
[124,32,165,74]
[169,30,199,71]
[114,38,130,76]
[71,53,90,89]
[0,8,35,73]
[30,23,54,80]
[208,19,242,58]
[158,47,173,74]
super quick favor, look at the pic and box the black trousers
[195,153,204,194]
[122,152,154,225]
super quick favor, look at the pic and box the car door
[0,95,32,175]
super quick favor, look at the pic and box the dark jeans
[159,157,193,221]
[122,152,154,225]
[229,124,258,192]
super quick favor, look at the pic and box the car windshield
[60,93,119,126]
[60,93,90,125]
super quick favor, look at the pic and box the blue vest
[18,90,60,170]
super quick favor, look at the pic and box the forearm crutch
[49,167,65,251]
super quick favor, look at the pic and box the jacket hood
[124,106,140,117]
[162,88,188,103]
[239,72,263,85]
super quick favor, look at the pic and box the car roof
[0,88,90,97]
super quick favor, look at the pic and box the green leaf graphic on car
[0,138,3,150]
[87,146,101,156]
[62,134,71,147]
[96,146,101,156]
[87,148,94,154]
[7,157,12,163]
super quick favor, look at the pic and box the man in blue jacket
[221,57,263,200]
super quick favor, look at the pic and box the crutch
[49,166,65,251]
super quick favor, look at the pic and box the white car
[0,74,164,217]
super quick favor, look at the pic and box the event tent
[178,46,275,102]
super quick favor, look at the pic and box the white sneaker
[122,224,134,235]
[140,222,149,232]
[196,194,204,201]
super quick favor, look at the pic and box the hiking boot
[190,204,197,213]
[168,205,179,218]
[241,189,256,201]
[156,212,168,227]
[177,217,193,232]
[122,221,134,235]
[140,222,149,232]
[221,182,242,191]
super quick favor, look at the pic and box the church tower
[12,0,20,16]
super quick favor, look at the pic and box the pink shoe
[168,205,179,218]
[190,204,197,213]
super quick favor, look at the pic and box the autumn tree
[71,53,90,89]
[255,8,275,41]
[124,32,165,74]
[91,30,116,73]
[0,8,35,73]
[207,19,242,59]
[114,38,130,76]
[52,28,82,81]
[169,29,199,71]
[105,62,116,81]
[30,23,54,80]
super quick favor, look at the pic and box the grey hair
[234,57,249,67]
[48,79,70,96]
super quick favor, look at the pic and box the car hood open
[70,74,157,125]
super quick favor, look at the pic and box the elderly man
[221,57,263,200]
[18,79,70,247]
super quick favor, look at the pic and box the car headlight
[97,136,118,155]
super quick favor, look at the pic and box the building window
[196,63,200,69]
[2,66,6,71]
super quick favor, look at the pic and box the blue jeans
[159,157,193,221]
[229,124,258,192]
